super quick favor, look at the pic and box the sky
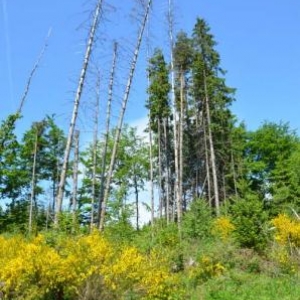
[1,0,300,138]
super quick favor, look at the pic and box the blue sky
[1,0,300,138]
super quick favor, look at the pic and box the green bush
[229,195,269,251]
[182,198,213,239]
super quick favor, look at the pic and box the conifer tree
[146,48,171,220]
[190,18,235,212]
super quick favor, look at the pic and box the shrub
[187,254,226,286]
[271,214,300,274]
[229,195,269,251]
[0,232,184,299]
[182,198,213,239]
[211,216,235,241]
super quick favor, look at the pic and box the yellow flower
[212,216,235,241]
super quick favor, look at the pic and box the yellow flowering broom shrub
[211,216,235,241]
[271,214,300,273]
[187,254,226,285]
[271,214,300,248]
[0,232,183,300]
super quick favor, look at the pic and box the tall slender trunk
[55,0,103,226]
[203,72,220,215]
[18,29,51,115]
[158,119,163,218]
[146,15,155,228]
[178,72,184,227]
[99,0,152,231]
[72,130,80,232]
[168,0,179,223]
[163,118,170,223]
[204,122,212,205]
[28,128,39,234]
[52,158,60,212]
[46,197,51,231]
[148,116,155,226]
[97,42,118,227]
[52,181,56,212]
[91,79,100,230]
[231,150,238,197]
[134,174,139,230]
[222,172,227,201]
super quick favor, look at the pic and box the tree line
[0,0,299,235]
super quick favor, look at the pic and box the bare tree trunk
[1,31,50,153]
[99,0,152,231]
[178,72,185,228]
[28,127,39,235]
[203,72,220,215]
[163,118,170,224]
[222,172,227,201]
[231,150,238,197]
[91,79,100,230]
[158,119,163,218]
[148,115,155,226]
[55,0,103,226]
[204,123,212,205]
[134,174,139,230]
[168,0,179,223]
[18,29,51,115]
[46,196,51,231]
[145,15,155,228]
[97,42,118,227]
[72,130,80,232]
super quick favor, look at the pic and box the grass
[192,272,300,300]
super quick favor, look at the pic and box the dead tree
[99,0,152,231]
[0,30,50,152]
[90,77,100,229]
[18,29,51,114]
[167,0,180,224]
[55,0,103,226]
[72,130,80,231]
[97,42,118,227]
[145,16,155,227]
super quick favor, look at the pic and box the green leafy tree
[80,125,148,229]
[245,122,299,213]
[0,114,28,202]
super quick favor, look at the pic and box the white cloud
[129,115,149,139]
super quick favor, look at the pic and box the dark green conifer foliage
[146,48,171,131]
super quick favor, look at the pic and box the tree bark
[163,118,170,223]
[203,72,220,215]
[97,42,118,227]
[28,127,39,235]
[148,115,155,226]
[99,0,152,231]
[18,29,51,115]
[178,71,184,227]
[134,174,139,230]
[91,80,100,230]
[168,0,180,224]
[55,0,103,226]
[158,119,163,218]
[72,130,80,232]
[204,122,212,205]
[231,150,238,197]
